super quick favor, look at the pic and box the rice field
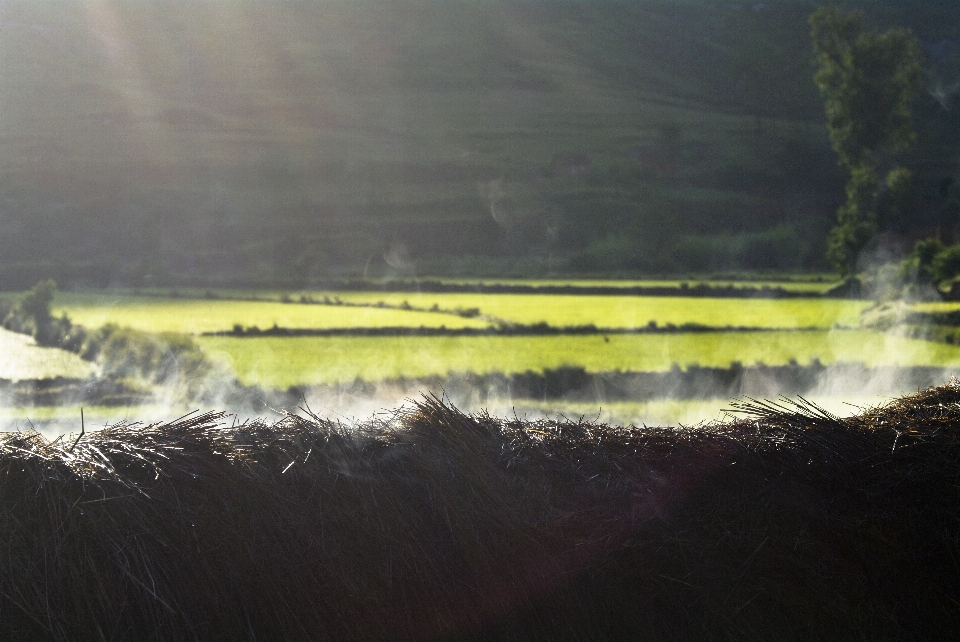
[53,292,869,333]
[321,293,869,328]
[909,301,960,313]
[7,285,960,435]
[197,330,960,389]
[53,294,489,334]
[14,289,958,398]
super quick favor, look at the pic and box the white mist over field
[10,363,956,443]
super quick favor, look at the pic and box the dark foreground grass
[2,387,960,641]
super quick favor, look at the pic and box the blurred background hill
[0,0,957,287]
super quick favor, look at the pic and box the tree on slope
[18,279,56,329]
[809,6,921,274]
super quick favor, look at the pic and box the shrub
[898,238,946,284]
[931,245,960,284]
[18,279,56,325]
[0,281,215,393]
[81,324,211,384]
[2,279,63,344]
[455,307,481,318]
[33,313,75,349]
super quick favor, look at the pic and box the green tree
[18,279,56,327]
[1,279,68,346]
[826,164,879,270]
[897,237,943,285]
[930,245,960,285]
[810,6,921,273]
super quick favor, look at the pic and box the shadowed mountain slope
[0,1,957,283]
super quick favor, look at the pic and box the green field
[53,294,489,334]
[17,289,959,393]
[908,302,960,313]
[53,292,869,333]
[323,293,868,329]
[198,330,960,389]
[7,287,960,432]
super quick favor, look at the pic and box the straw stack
[2,386,959,640]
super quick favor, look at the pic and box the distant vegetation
[2,280,80,350]
[3,282,211,389]
[899,238,960,287]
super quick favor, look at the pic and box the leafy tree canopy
[18,279,56,325]
[811,6,921,274]
[810,6,922,169]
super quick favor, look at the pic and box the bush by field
[2,283,214,390]
[80,324,210,385]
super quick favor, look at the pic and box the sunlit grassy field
[909,301,960,313]
[7,286,960,435]
[15,289,956,394]
[327,293,868,329]
[198,330,960,389]
[53,294,489,334]
[53,292,869,333]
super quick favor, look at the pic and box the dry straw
[2,386,959,640]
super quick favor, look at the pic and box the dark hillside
[0,1,956,284]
